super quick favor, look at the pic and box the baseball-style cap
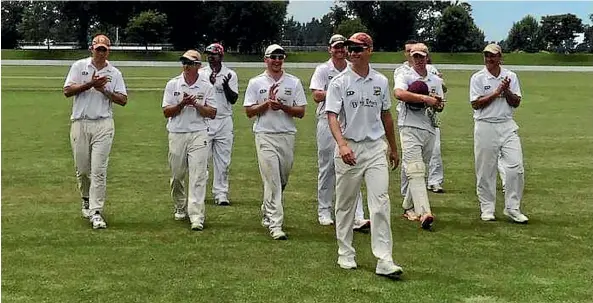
[483,43,502,55]
[205,43,224,55]
[264,44,286,56]
[329,34,347,47]
[346,32,373,48]
[410,43,429,57]
[179,50,201,63]
[92,34,111,50]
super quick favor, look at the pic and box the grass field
[2,65,593,303]
[3,49,593,66]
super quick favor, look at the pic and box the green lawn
[3,49,593,65]
[2,65,592,303]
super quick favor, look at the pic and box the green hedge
[2,49,593,65]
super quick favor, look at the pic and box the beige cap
[329,34,347,47]
[410,43,429,57]
[265,44,285,56]
[179,50,201,63]
[483,43,502,54]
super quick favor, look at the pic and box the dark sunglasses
[332,43,345,49]
[347,45,368,53]
[267,54,286,60]
[412,54,426,59]
[181,60,201,66]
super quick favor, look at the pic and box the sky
[286,1,593,42]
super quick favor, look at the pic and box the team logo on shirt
[373,86,381,96]
[197,93,204,101]
[346,90,355,96]
[82,71,89,75]
[431,87,436,94]
[484,85,491,90]
[328,76,334,80]
[351,101,358,108]
[216,87,224,94]
[284,88,292,95]
[174,91,180,96]
[259,89,267,94]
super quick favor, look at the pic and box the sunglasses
[332,43,345,49]
[267,54,286,60]
[347,45,368,53]
[181,60,201,66]
[412,54,426,59]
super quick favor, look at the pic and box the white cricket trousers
[334,139,394,263]
[255,133,295,231]
[474,120,524,215]
[316,117,365,221]
[400,127,444,194]
[70,118,114,214]
[168,131,209,224]
[206,116,233,200]
[399,127,435,215]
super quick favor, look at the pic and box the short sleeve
[162,81,177,108]
[469,74,483,103]
[229,70,239,94]
[394,72,408,91]
[309,65,326,90]
[381,79,391,111]
[324,79,343,114]
[509,73,522,97]
[293,80,307,106]
[64,63,80,88]
[243,79,259,107]
[111,71,127,96]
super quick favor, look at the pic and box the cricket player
[243,44,307,240]
[469,44,528,223]
[200,43,239,206]
[309,34,370,230]
[162,50,217,231]
[63,34,128,229]
[394,43,445,230]
[326,32,403,279]
[395,40,447,195]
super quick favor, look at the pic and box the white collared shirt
[309,59,348,118]
[469,67,522,122]
[393,61,441,113]
[394,68,444,133]
[162,73,216,133]
[198,64,239,118]
[243,71,307,134]
[325,65,391,142]
[63,58,127,121]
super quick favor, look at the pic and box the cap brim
[411,51,427,56]
[93,43,109,50]
[483,50,500,55]
[179,55,201,63]
[330,41,346,47]
[346,39,366,46]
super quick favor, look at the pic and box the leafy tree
[336,18,368,40]
[17,1,65,50]
[1,1,26,49]
[434,4,483,52]
[578,13,593,53]
[125,10,169,50]
[506,15,543,53]
[283,16,304,46]
[540,14,584,53]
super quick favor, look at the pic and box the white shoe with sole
[174,210,187,221]
[270,228,287,240]
[90,212,107,229]
[375,260,403,279]
[337,256,357,269]
[353,219,371,231]
[318,215,334,226]
[191,222,204,231]
[504,209,528,223]
[481,213,496,221]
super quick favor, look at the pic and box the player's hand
[90,71,108,88]
[497,77,511,95]
[222,73,232,87]
[424,95,440,107]
[339,144,356,166]
[268,83,279,100]
[388,150,400,170]
[182,93,197,107]
[432,95,445,111]
[270,99,283,111]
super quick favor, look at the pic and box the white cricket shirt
[162,73,216,133]
[469,67,522,123]
[198,64,239,118]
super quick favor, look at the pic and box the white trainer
[504,209,529,223]
[90,212,106,229]
[481,213,496,221]
[174,210,187,221]
[81,199,90,219]
[353,219,371,231]
[261,216,271,227]
[191,222,204,231]
[318,215,334,226]
[375,260,403,279]
[215,196,230,206]
[337,256,357,270]
[270,228,287,240]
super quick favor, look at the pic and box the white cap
[265,44,285,56]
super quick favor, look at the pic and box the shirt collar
[179,72,200,88]
[483,67,506,79]
[86,57,112,72]
[204,63,229,76]
[347,64,374,82]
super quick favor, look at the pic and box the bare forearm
[381,111,398,152]
[102,91,127,106]
[395,89,429,104]
[196,104,217,119]
[163,104,184,118]
[245,103,268,118]
[63,83,92,97]
[472,90,501,110]
[327,113,347,147]
[281,105,305,119]
[504,91,521,108]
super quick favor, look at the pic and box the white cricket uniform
[162,73,216,225]
[394,62,445,194]
[394,68,444,216]
[199,64,239,201]
[469,67,524,216]
[64,58,127,215]
[310,59,366,222]
[243,71,307,233]
[325,65,395,265]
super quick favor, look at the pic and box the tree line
[1,1,591,53]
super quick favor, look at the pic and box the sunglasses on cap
[347,45,368,53]
[266,54,285,60]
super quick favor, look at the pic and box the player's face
[329,43,346,60]
[412,54,427,69]
[265,53,285,73]
[207,53,222,65]
[484,52,501,69]
[182,60,201,73]
[92,46,109,61]
[347,44,371,65]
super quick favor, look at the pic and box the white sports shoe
[90,212,106,229]
[81,199,90,219]
[337,256,357,269]
[270,228,287,240]
[261,216,271,227]
[215,196,230,206]
[353,219,371,231]
[191,222,204,231]
[375,260,403,279]
[504,209,529,223]
[174,209,187,221]
[481,213,496,221]
[318,215,334,226]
